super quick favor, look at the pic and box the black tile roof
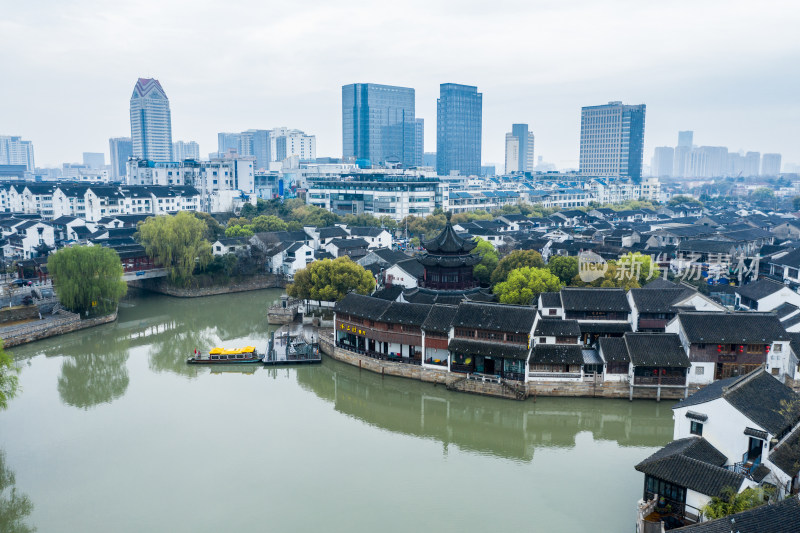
[371,285,404,301]
[578,322,632,334]
[329,237,369,249]
[378,302,432,326]
[769,425,800,478]
[676,312,790,344]
[530,344,584,365]
[598,337,629,363]
[671,495,800,533]
[393,258,424,279]
[334,293,391,321]
[560,288,630,313]
[539,292,562,308]
[421,305,458,333]
[368,248,410,265]
[534,318,580,337]
[624,333,690,367]
[318,226,349,239]
[735,278,786,301]
[789,332,800,356]
[448,338,529,360]
[635,437,744,498]
[451,301,536,334]
[348,226,386,237]
[674,369,799,436]
[773,302,800,320]
[629,288,696,313]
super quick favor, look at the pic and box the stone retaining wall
[0,305,39,324]
[319,330,697,402]
[129,275,285,297]
[2,310,118,348]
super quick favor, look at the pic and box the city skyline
[1,0,798,170]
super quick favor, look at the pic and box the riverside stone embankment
[318,330,697,401]
[0,309,118,348]
[128,274,285,297]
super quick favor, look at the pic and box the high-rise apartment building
[678,131,693,148]
[651,147,674,177]
[686,146,728,178]
[579,101,646,181]
[130,78,173,162]
[504,124,534,174]
[0,135,35,170]
[109,137,133,181]
[761,153,782,176]
[270,128,316,162]
[218,133,241,155]
[437,83,482,176]
[173,141,200,161]
[744,152,761,177]
[342,83,417,167]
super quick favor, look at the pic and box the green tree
[0,342,18,411]
[490,250,545,285]
[669,195,703,207]
[239,202,257,218]
[250,215,288,233]
[618,252,660,285]
[224,225,254,238]
[192,212,225,242]
[548,255,579,284]
[137,212,213,286]
[47,245,127,315]
[792,196,800,212]
[287,257,375,302]
[701,487,770,520]
[750,187,775,203]
[472,237,499,286]
[493,267,564,305]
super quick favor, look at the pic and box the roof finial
[445,211,452,222]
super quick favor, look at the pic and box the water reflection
[297,359,674,462]
[56,331,130,409]
[0,449,35,533]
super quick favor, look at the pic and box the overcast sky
[2,0,798,171]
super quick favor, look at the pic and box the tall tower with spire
[130,78,173,162]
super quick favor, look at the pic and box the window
[548,309,557,315]
[690,421,703,436]
[539,337,547,344]
[695,366,704,375]
[774,344,782,353]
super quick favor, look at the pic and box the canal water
[0,289,674,532]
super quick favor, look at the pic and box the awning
[744,427,768,440]
[581,349,603,365]
[686,411,708,422]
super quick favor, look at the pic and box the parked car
[12,279,32,287]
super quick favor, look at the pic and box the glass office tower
[436,83,482,176]
[342,83,416,167]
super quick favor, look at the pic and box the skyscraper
[0,135,35,170]
[504,124,534,174]
[651,147,674,177]
[437,83,482,176]
[415,118,425,167]
[579,101,646,181]
[678,130,693,148]
[129,78,173,162]
[761,153,782,176]
[744,151,761,177]
[172,141,200,161]
[342,83,416,167]
[109,137,133,180]
[218,133,241,155]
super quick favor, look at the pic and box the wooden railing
[633,376,687,386]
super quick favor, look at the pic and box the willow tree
[48,245,127,315]
[0,342,18,411]
[137,212,212,286]
[287,257,375,302]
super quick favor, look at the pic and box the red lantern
[739,345,744,353]
[717,345,722,352]
[766,345,771,353]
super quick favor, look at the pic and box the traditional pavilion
[418,212,481,290]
